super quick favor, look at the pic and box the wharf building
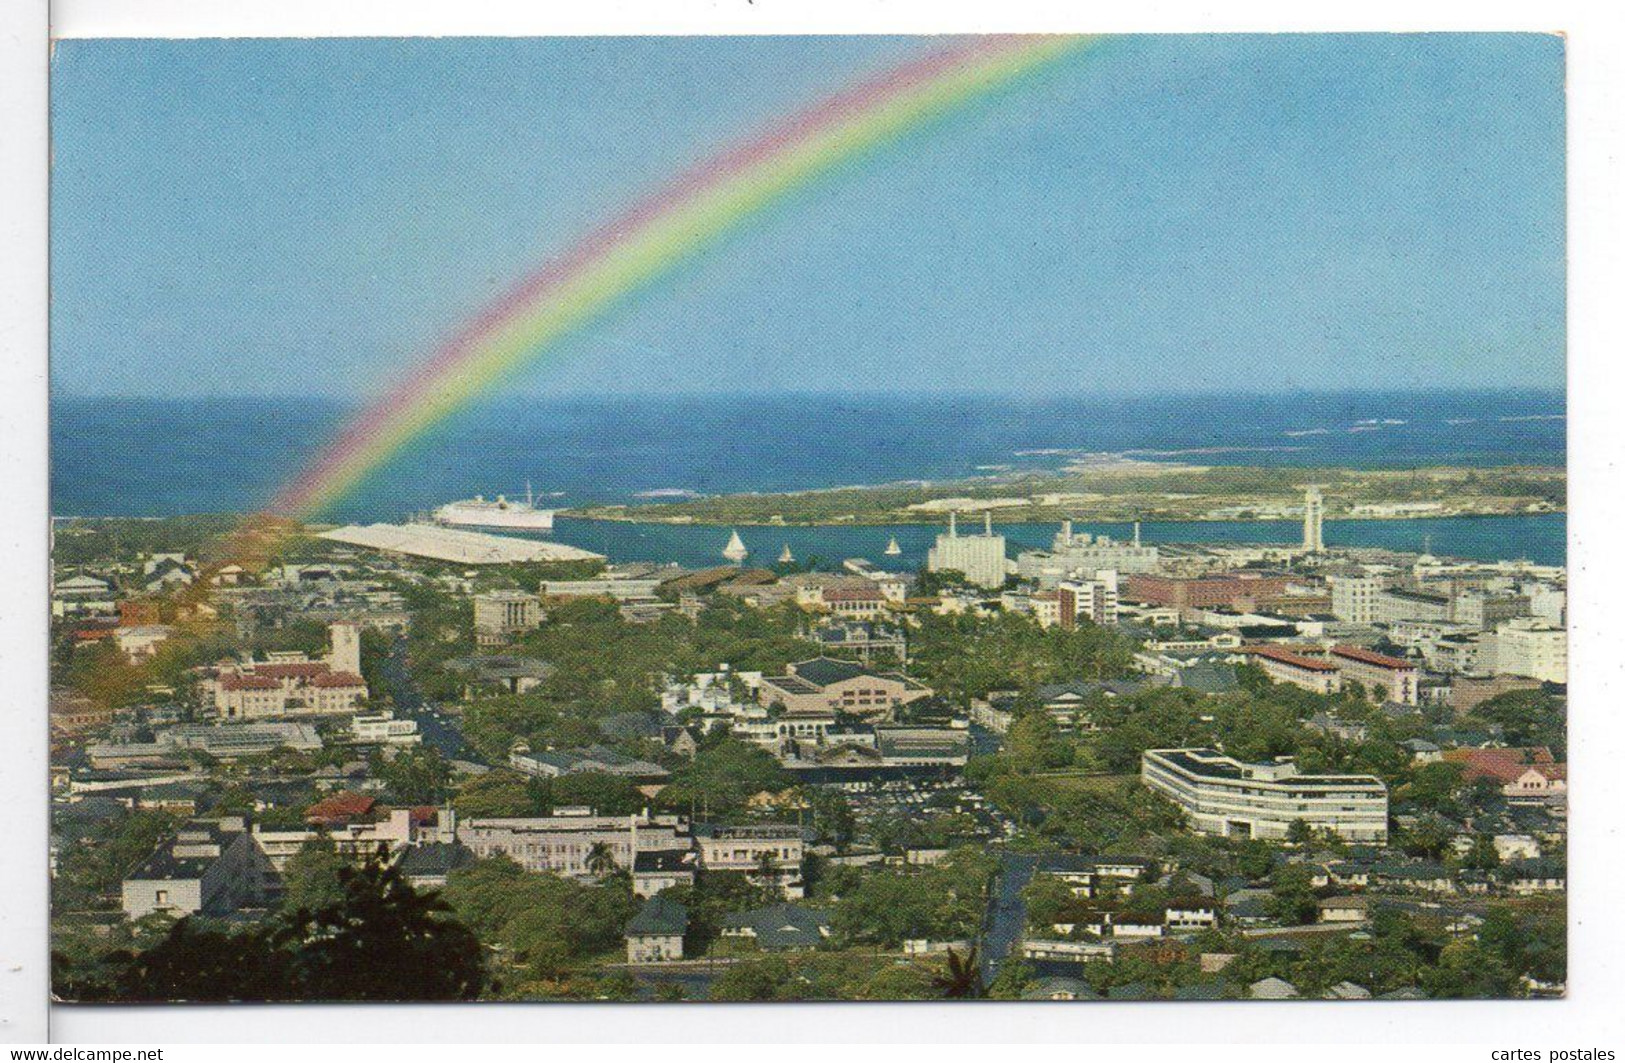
[1328,575,1383,624]
[1449,591,1531,632]
[926,512,1008,589]
[460,810,689,879]
[1015,521,1160,587]
[1375,588,1451,624]
[1485,618,1568,685]
[1141,748,1388,843]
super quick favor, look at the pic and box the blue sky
[50,34,1565,399]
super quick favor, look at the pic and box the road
[979,852,1038,986]
[377,638,481,764]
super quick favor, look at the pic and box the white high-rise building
[1302,487,1325,553]
[1328,575,1381,623]
[926,512,1008,589]
[1521,581,1567,627]
[1058,569,1120,628]
[1488,618,1567,684]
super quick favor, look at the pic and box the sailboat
[884,536,902,557]
[778,544,795,564]
[723,529,749,563]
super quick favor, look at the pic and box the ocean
[50,389,1566,565]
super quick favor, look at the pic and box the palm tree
[932,946,984,999]
[584,841,617,877]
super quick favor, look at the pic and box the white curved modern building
[1141,747,1388,843]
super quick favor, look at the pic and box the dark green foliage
[56,852,484,1002]
[368,745,454,804]
[829,848,994,949]
[656,739,793,817]
[279,837,348,912]
[51,810,181,912]
[1465,689,1566,756]
[931,945,983,998]
[907,611,1138,702]
[50,515,243,566]
[440,856,637,978]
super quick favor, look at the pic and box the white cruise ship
[433,485,556,531]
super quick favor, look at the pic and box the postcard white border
[4,0,1622,1047]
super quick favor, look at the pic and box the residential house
[632,849,698,899]
[625,895,688,964]
[719,903,832,951]
[398,841,477,890]
[121,818,258,920]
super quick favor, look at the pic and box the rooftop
[626,895,689,936]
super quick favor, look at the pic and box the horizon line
[52,383,1569,405]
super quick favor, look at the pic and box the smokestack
[1062,519,1073,545]
[1134,521,1142,548]
[984,512,993,536]
[948,511,957,537]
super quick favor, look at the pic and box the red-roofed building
[1330,645,1421,705]
[253,662,331,683]
[309,671,368,713]
[306,791,377,827]
[210,625,369,719]
[1445,747,1567,803]
[311,671,366,687]
[1242,645,1342,695]
[217,674,285,718]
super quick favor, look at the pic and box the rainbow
[272,34,1097,519]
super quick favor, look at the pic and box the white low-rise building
[1141,747,1388,843]
[350,711,422,746]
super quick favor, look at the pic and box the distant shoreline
[559,460,1565,529]
[558,509,1567,529]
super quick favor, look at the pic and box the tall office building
[327,621,362,676]
[1328,575,1381,623]
[1058,569,1120,628]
